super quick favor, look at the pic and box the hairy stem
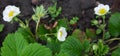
[17,18,26,27]
[35,18,41,40]
[102,16,106,40]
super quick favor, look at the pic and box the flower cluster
[2,5,68,42]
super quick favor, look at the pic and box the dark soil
[0,0,119,48]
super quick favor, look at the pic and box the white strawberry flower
[3,5,21,22]
[57,27,67,41]
[94,4,110,16]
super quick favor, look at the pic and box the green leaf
[47,38,61,54]
[16,28,35,43]
[35,5,47,18]
[70,17,79,24]
[57,19,68,29]
[93,39,109,56]
[99,24,106,29]
[72,29,85,41]
[72,29,82,38]
[38,25,50,40]
[1,33,28,56]
[108,12,120,36]
[56,52,69,56]
[0,24,4,32]
[1,32,52,56]
[104,32,111,40]
[0,47,1,56]
[96,29,102,35]
[48,3,62,19]
[32,5,47,21]
[112,48,120,56]
[20,43,52,56]
[82,40,90,53]
[60,36,83,56]
[38,25,50,35]
[91,20,98,25]
[86,28,96,38]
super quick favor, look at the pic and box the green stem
[26,18,35,38]
[14,17,26,27]
[40,33,55,37]
[35,18,41,40]
[110,43,120,51]
[105,38,120,43]
[102,16,106,40]
[17,19,26,27]
[25,18,32,27]
[27,28,35,38]
[17,18,36,40]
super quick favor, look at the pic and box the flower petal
[57,27,67,41]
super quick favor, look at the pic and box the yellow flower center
[8,11,15,17]
[99,8,107,15]
[60,30,63,37]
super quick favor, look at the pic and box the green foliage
[82,40,91,53]
[91,20,99,26]
[72,29,86,41]
[91,19,103,35]
[86,28,96,38]
[108,12,120,36]
[16,27,35,43]
[60,36,90,56]
[47,38,61,54]
[93,39,109,56]
[95,24,106,35]
[0,24,4,32]
[112,47,120,56]
[57,18,68,29]
[72,29,91,52]
[37,24,56,40]
[1,32,52,56]
[99,24,106,30]
[20,43,52,56]
[56,52,69,56]
[72,29,83,38]
[60,36,83,56]
[104,32,111,40]
[70,17,79,24]
[1,3,120,56]
[38,24,50,40]
[0,47,1,56]
[38,25,50,35]
[1,33,28,56]
[32,5,47,21]
[96,29,102,35]
[48,3,62,20]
